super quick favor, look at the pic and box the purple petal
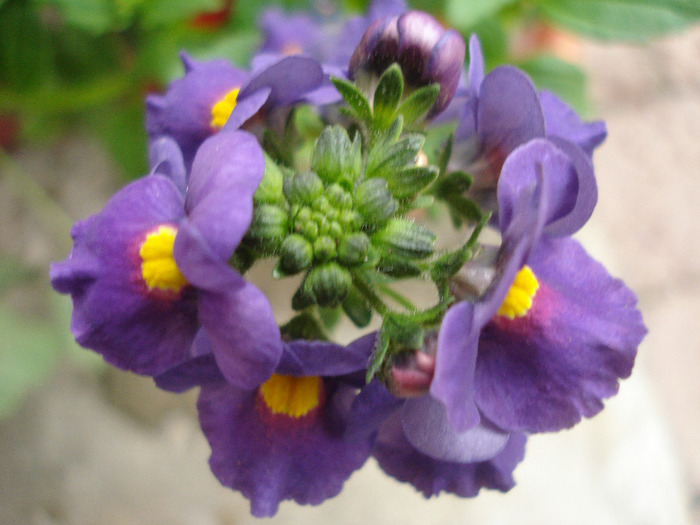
[240,55,325,108]
[544,136,598,236]
[145,52,248,168]
[540,89,607,158]
[50,175,198,376]
[475,237,645,433]
[148,136,187,195]
[154,352,224,393]
[401,395,509,462]
[198,380,373,517]
[222,88,271,131]
[474,66,545,188]
[467,34,484,98]
[185,130,265,260]
[373,410,527,498]
[277,332,376,377]
[430,301,481,432]
[498,138,579,235]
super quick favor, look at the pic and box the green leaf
[331,76,372,124]
[0,306,62,419]
[445,0,518,29]
[37,0,118,35]
[398,84,440,125]
[139,0,221,29]
[0,0,54,89]
[535,0,700,41]
[372,63,404,129]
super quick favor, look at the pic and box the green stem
[375,283,417,312]
[351,269,391,317]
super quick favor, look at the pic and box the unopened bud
[279,234,313,275]
[338,232,370,266]
[246,204,288,252]
[284,170,323,205]
[372,218,435,259]
[355,178,397,227]
[304,262,352,308]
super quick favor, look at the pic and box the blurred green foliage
[0,0,698,420]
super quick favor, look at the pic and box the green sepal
[318,307,342,332]
[366,327,391,383]
[330,76,372,124]
[341,286,373,328]
[385,315,424,349]
[254,153,286,205]
[387,165,440,199]
[398,84,440,126]
[280,312,329,341]
[430,246,472,284]
[311,125,361,184]
[372,63,404,130]
[372,218,436,260]
[437,170,473,194]
[366,133,425,181]
[376,253,425,278]
[230,244,255,275]
[292,276,316,311]
[444,194,483,226]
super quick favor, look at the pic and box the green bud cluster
[243,105,447,312]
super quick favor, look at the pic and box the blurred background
[1,0,699,523]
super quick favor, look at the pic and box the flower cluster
[51,0,646,517]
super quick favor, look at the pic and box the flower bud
[354,178,397,227]
[283,170,323,205]
[278,234,313,275]
[313,235,337,263]
[246,204,288,252]
[372,218,435,259]
[349,11,465,117]
[338,232,370,266]
[304,262,352,308]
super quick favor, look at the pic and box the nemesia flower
[195,334,377,517]
[349,10,465,116]
[349,379,526,497]
[146,52,325,167]
[452,35,602,232]
[50,132,282,388]
[431,139,646,433]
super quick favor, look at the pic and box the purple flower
[452,36,602,235]
[50,132,282,389]
[196,335,377,517]
[349,10,465,117]
[431,149,646,433]
[349,380,526,498]
[146,52,325,167]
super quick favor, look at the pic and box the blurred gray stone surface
[2,23,700,525]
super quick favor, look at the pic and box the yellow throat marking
[259,374,322,418]
[139,225,187,294]
[496,265,539,319]
[210,88,240,129]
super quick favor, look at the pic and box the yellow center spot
[259,374,322,418]
[210,87,240,128]
[496,265,539,319]
[139,225,188,294]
